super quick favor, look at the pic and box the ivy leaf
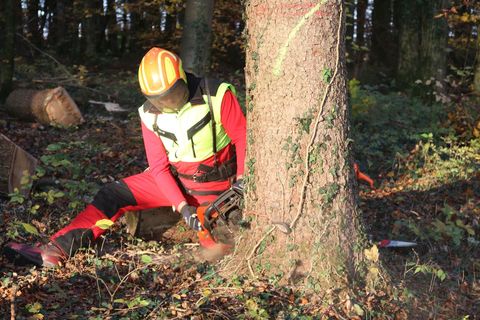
[322,68,332,83]
[21,223,39,236]
[141,254,152,264]
[26,302,42,313]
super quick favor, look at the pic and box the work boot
[3,242,66,268]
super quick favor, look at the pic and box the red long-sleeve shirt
[141,90,246,208]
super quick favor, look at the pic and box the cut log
[0,133,37,197]
[5,87,84,127]
[125,207,186,241]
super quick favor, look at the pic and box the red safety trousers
[50,170,221,257]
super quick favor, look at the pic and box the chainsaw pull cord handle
[204,78,218,167]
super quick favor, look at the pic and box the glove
[180,205,202,231]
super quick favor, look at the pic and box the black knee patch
[92,180,137,218]
[53,229,94,257]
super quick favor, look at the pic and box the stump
[5,87,84,127]
[0,133,37,197]
[125,207,186,241]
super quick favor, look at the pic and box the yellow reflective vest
[138,80,235,163]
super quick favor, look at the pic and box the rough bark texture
[180,0,214,76]
[5,87,84,127]
[223,0,363,290]
[0,0,16,101]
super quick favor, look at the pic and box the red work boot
[4,242,66,268]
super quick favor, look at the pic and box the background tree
[397,0,448,89]
[226,0,366,290]
[370,0,395,75]
[0,0,17,101]
[180,0,215,76]
[473,20,480,95]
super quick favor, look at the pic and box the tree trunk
[83,0,104,59]
[180,0,214,76]
[105,0,119,55]
[370,0,393,73]
[5,87,85,127]
[397,0,448,89]
[225,0,365,290]
[420,0,448,87]
[27,0,42,49]
[396,0,421,87]
[474,22,480,95]
[353,0,367,78]
[345,0,354,71]
[0,0,17,101]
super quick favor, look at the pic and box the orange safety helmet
[138,48,189,112]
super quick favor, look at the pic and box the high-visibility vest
[139,79,235,163]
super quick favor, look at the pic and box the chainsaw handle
[203,205,216,231]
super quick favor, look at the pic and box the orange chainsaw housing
[196,205,219,249]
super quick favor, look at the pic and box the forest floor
[0,58,479,319]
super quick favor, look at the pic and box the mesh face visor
[146,79,189,113]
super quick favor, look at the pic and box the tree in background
[0,0,17,101]
[370,0,396,75]
[226,0,370,292]
[397,0,449,89]
[180,0,214,76]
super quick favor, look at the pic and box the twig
[289,3,344,230]
[10,285,17,320]
[17,33,112,98]
[16,32,74,79]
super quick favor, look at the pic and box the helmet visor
[146,79,189,113]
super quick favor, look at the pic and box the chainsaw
[196,181,245,250]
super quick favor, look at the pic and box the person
[5,47,246,268]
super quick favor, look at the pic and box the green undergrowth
[350,79,451,176]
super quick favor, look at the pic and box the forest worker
[5,47,246,268]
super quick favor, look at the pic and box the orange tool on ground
[354,162,375,189]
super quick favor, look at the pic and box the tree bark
[0,0,17,101]
[225,0,365,290]
[180,0,215,76]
